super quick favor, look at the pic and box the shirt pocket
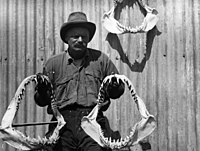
[85,70,102,97]
[54,74,74,102]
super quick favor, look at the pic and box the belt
[59,104,93,117]
[60,104,93,111]
[59,104,104,118]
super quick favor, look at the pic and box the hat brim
[60,22,96,44]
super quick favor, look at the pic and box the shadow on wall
[106,0,161,72]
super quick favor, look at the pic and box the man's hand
[35,73,52,92]
[34,73,52,107]
[105,76,125,99]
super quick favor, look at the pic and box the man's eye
[72,35,88,41]
[73,35,79,39]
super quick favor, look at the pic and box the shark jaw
[103,0,159,35]
[81,74,156,150]
[0,75,66,150]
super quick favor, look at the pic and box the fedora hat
[60,12,96,44]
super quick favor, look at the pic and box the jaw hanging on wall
[103,0,159,34]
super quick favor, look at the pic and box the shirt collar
[65,49,89,65]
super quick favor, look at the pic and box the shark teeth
[99,132,134,149]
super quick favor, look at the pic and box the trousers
[47,106,112,151]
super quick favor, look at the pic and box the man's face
[65,27,90,59]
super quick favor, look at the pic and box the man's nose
[77,36,83,42]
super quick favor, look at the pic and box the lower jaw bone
[82,104,155,149]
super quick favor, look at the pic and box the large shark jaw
[103,0,159,34]
[81,74,156,150]
[0,75,66,150]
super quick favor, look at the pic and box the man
[34,12,124,151]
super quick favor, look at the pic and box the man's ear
[64,35,69,44]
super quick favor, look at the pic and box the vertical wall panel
[0,0,200,151]
[0,0,9,150]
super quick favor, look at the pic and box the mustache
[74,42,86,48]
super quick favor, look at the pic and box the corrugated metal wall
[0,0,199,151]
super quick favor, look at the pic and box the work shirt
[43,48,118,111]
